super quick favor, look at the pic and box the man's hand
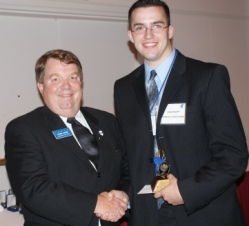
[107,190,129,203]
[94,191,128,222]
[154,174,184,205]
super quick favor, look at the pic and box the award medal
[153,150,170,177]
[152,150,170,192]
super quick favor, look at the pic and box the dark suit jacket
[114,50,248,226]
[5,106,129,226]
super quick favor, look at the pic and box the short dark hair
[35,49,83,83]
[128,0,171,29]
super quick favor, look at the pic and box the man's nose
[61,79,70,88]
[144,27,154,38]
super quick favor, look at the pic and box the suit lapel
[157,51,187,124]
[81,108,101,143]
[42,106,92,167]
[132,65,151,122]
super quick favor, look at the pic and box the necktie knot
[150,70,157,80]
[67,117,77,124]
[67,117,81,126]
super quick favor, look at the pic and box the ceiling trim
[0,0,248,21]
[0,0,129,21]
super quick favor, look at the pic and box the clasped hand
[94,190,129,222]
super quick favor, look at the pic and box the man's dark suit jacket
[114,50,248,226]
[5,106,129,226]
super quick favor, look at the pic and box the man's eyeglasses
[131,24,170,35]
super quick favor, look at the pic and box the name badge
[161,103,186,124]
[52,128,73,139]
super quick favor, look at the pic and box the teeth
[144,43,156,47]
[60,94,71,97]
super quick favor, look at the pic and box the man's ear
[37,83,44,95]
[168,25,174,39]
[128,30,134,43]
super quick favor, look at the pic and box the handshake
[94,190,129,222]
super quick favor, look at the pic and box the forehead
[45,58,79,75]
[131,6,167,25]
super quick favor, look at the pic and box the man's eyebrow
[133,23,144,27]
[133,21,165,26]
[152,21,165,24]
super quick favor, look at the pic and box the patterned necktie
[67,117,99,169]
[147,70,158,110]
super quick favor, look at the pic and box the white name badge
[161,103,186,124]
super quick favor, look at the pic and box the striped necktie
[147,70,158,110]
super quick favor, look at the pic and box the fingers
[153,174,184,206]
[121,191,129,202]
[107,190,129,213]
[94,192,127,222]
[154,190,161,199]
[107,191,114,201]
[167,173,175,180]
[97,201,123,222]
[108,190,129,202]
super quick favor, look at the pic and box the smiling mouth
[59,94,73,98]
[143,42,157,48]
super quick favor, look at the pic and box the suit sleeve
[5,120,97,225]
[178,64,248,214]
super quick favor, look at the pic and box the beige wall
[0,0,248,190]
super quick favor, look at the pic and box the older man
[5,49,129,226]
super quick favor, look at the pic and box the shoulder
[188,58,227,74]
[6,107,44,127]
[81,107,119,132]
[176,51,229,85]
[81,107,115,120]
[115,64,144,86]
[176,50,226,71]
[177,50,228,75]
[5,107,46,139]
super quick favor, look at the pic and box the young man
[114,1,248,225]
[5,49,129,226]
